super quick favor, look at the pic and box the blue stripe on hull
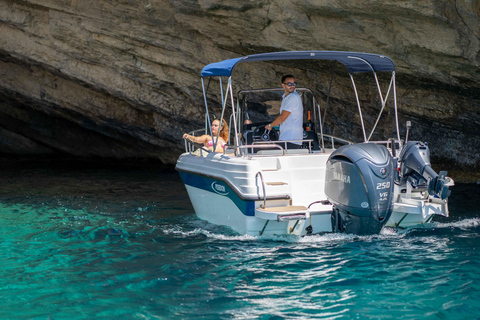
[178,171,256,216]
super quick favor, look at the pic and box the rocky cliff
[0,0,479,176]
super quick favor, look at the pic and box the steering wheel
[253,125,279,142]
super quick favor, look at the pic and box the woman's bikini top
[208,140,226,147]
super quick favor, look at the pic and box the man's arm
[266,110,291,131]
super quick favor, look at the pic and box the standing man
[266,75,303,149]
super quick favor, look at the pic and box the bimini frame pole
[314,95,325,152]
[211,77,226,152]
[322,61,336,131]
[367,71,394,141]
[215,76,239,151]
[201,77,213,136]
[227,77,240,147]
[319,61,336,152]
[349,73,367,142]
[393,71,401,147]
[347,56,398,144]
[202,76,240,152]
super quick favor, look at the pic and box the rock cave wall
[0,0,479,174]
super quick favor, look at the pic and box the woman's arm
[182,133,209,145]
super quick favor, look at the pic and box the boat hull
[177,151,333,236]
[176,149,450,235]
[386,196,449,228]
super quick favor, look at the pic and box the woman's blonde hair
[213,119,229,143]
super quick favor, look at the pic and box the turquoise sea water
[0,158,479,320]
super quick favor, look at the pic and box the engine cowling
[325,143,394,234]
[398,141,451,200]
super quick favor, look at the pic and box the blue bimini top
[201,51,395,77]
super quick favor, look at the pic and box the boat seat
[258,205,307,212]
[256,149,284,155]
[266,182,288,186]
[285,149,309,154]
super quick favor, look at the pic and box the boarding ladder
[254,169,310,235]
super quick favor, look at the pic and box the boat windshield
[238,88,316,128]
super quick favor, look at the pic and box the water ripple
[0,166,479,319]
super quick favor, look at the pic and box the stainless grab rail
[255,171,267,208]
[321,134,353,149]
[231,144,285,157]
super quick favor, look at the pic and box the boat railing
[256,139,313,152]
[366,139,403,157]
[321,134,353,149]
[230,143,286,157]
[230,138,319,157]
[320,135,402,156]
[184,128,401,158]
[183,129,212,155]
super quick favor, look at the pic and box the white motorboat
[176,51,454,236]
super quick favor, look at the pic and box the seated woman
[183,119,229,152]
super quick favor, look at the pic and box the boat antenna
[392,72,401,146]
[405,121,411,144]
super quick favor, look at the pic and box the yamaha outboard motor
[398,141,451,200]
[325,143,395,235]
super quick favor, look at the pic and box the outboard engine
[398,141,451,200]
[325,143,395,235]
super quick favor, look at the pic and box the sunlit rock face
[0,0,479,171]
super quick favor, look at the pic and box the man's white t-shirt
[279,90,303,145]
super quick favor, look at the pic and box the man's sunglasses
[283,82,297,87]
